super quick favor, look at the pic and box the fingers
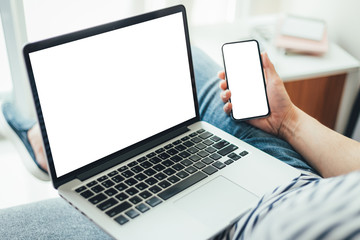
[217,71,225,80]
[219,79,227,91]
[220,89,231,103]
[223,102,232,115]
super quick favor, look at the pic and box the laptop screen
[27,11,196,178]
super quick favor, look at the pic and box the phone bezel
[221,39,270,121]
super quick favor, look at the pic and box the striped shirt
[218,171,360,239]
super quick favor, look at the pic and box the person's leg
[191,46,318,174]
[0,198,112,240]
[0,102,49,180]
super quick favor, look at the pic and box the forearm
[280,106,360,177]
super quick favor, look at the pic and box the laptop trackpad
[174,176,259,229]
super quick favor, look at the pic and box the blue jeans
[0,47,316,239]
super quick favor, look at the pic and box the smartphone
[221,40,270,121]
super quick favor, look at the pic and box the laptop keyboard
[74,129,249,225]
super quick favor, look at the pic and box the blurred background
[0,0,359,208]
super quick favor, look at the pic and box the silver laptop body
[23,5,300,240]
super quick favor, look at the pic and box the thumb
[261,52,279,81]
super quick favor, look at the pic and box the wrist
[278,105,302,142]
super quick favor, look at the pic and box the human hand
[219,52,296,138]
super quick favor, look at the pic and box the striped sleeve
[231,171,360,240]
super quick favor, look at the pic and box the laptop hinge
[77,126,190,181]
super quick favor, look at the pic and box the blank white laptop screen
[29,12,196,177]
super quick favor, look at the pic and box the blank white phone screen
[222,40,269,120]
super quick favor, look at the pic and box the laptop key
[183,141,194,147]
[125,187,139,196]
[185,166,197,174]
[217,144,238,156]
[168,175,180,183]
[202,157,214,165]
[114,215,129,225]
[213,140,230,149]
[134,173,147,181]
[195,143,207,150]
[175,144,186,151]
[189,155,201,162]
[191,136,202,143]
[136,203,150,213]
[158,180,171,189]
[202,166,218,175]
[112,175,125,183]
[212,161,226,169]
[153,163,166,171]
[92,185,105,193]
[97,198,118,211]
[155,148,165,154]
[135,182,148,191]
[140,161,153,169]
[163,168,176,176]
[122,170,135,178]
[203,139,214,146]
[149,185,162,194]
[154,172,167,181]
[97,175,108,182]
[108,170,118,177]
[125,209,140,219]
[205,146,217,154]
[114,183,128,191]
[224,159,234,165]
[146,196,162,207]
[149,156,162,164]
[194,162,206,169]
[180,159,192,166]
[131,165,144,173]
[170,155,182,162]
[240,151,249,156]
[172,140,182,145]
[86,180,97,187]
[158,172,207,200]
[129,196,142,205]
[115,192,128,201]
[176,171,189,179]
[75,186,86,193]
[179,151,191,158]
[228,153,241,160]
[162,159,174,167]
[124,178,138,186]
[102,180,115,188]
[128,162,138,168]
[144,168,156,176]
[158,152,170,160]
[196,129,205,134]
[172,163,184,171]
[80,190,94,199]
[210,135,221,142]
[104,188,118,197]
[139,190,152,199]
[106,201,132,217]
[209,153,222,160]
[145,177,158,185]
[199,131,213,139]
[89,193,107,204]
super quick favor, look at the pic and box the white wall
[286,0,360,134]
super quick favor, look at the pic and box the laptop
[23,5,300,240]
